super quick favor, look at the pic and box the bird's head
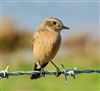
[41,17,69,32]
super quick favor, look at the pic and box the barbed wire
[0,65,100,83]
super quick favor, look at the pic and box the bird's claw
[40,69,45,77]
[41,72,45,77]
[56,69,61,77]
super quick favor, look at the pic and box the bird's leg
[36,62,45,77]
[50,61,61,77]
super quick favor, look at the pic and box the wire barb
[61,64,77,83]
[0,65,9,79]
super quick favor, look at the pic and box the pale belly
[33,33,61,63]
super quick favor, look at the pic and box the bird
[31,17,69,79]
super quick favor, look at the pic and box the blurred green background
[0,0,100,91]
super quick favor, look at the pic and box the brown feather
[31,27,61,79]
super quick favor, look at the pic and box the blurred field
[0,18,100,91]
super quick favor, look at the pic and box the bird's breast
[33,30,61,63]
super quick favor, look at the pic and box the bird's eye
[52,21,57,25]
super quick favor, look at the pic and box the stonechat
[31,17,69,79]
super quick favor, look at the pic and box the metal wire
[0,65,100,79]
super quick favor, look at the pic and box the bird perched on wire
[31,17,69,79]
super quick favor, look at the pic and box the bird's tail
[31,63,41,80]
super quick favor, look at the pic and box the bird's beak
[62,26,70,30]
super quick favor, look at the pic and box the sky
[0,0,99,38]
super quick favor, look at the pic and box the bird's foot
[56,69,61,77]
[40,69,45,77]
[41,72,45,77]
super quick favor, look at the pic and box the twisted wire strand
[0,65,100,79]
